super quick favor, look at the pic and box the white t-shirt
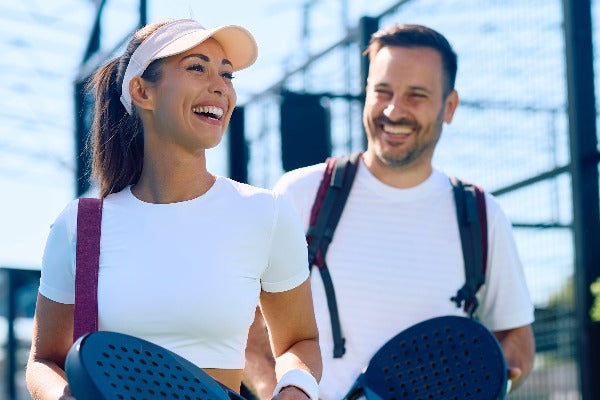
[274,160,534,400]
[39,177,309,369]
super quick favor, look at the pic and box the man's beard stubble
[374,111,445,169]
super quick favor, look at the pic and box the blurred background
[1,0,599,399]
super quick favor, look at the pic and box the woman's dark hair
[364,24,458,98]
[86,21,168,197]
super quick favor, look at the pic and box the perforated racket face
[67,331,235,400]
[362,316,507,400]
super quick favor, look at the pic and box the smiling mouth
[192,105,224,121]
[381,123,415,136]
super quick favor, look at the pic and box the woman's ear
[129,76,154,112]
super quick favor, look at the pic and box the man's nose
[383,98,407,121]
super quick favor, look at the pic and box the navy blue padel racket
[66,331,245,400]
[343,316,508,400]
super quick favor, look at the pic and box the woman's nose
[208,73,227,96]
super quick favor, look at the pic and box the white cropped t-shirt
[39,177,309,369]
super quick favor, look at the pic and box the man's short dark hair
[364,24,458,97]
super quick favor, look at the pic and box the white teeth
[192,105,224,118]
[383,124,413,135]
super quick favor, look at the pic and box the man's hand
[508,366,522,382]
[494,324,535,391]
[243,307,278,399]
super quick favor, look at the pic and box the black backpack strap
[449,177,488,317]
[306,151,361,358]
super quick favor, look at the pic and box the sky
[0,0,398,268]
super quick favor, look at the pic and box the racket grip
[344,389,364,400]
[342,381,362,400]
[227,391,247,400]
[342,374,369,400]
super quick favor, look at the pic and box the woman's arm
[258,279,321,400]
[26,293,76,400]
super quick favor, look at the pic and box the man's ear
[443,90,459,124]
[129,76,154,112]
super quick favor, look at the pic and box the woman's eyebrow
[182,53,233,66]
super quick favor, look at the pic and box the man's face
[363,46,458,170]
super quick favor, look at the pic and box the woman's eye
[222,72,234,80]
[187,64,204,72]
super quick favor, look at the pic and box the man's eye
[222,72,234,80]
[374,89,392,97]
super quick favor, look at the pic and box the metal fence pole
[5,269,16,400]
[562,0,600,398]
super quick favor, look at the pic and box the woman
[25,18,321,400]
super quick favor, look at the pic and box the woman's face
[143,38,237,153]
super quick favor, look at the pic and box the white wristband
[272,369,319,400]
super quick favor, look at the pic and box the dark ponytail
[86,21,168,197]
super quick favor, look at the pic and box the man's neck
[361,152,433,189]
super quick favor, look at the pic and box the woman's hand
[273,386,311,400]
[58,385,75,400]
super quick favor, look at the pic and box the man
[244,24,535,399]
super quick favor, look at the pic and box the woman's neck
[132,148,216,204]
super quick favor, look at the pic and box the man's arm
[493,324,535,391]
[244,307,278,399]
[259,279,322,400]
[245,279,321,400]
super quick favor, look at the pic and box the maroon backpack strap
[306,157,338,267]
[305,152,361,358]
[306,152,362,268]
[74,197,103,342]
[309,157,337,226]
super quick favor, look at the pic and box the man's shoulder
[440,171,509,223]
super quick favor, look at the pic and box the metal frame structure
[562,0,600,398]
